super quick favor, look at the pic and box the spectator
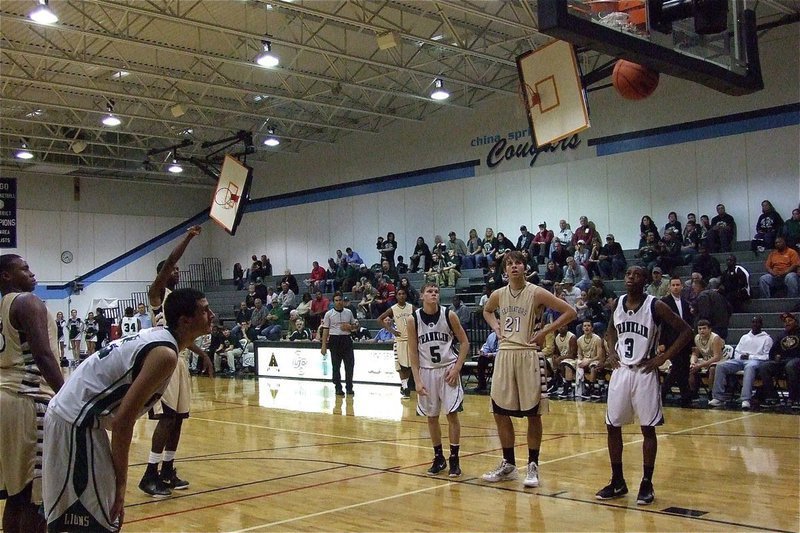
[281,269,300,295]
[689,319,725,398]
[308,290,330,331]
[373,317,396,342]
[664,211,682,236]
[635,231,659,272]
[446,231,468,268]
[551,241,570,270]
[531,222,553,265]
[340,261,359,292]
[591,276,616,302]
[249,255,262,282]
[335,249,345,266]
[758,312,800,409]
[552,324,577,397]
[370,276,397,318]
[554,219,573,254]
[597,234,626,280]
[254,277,269,303]
[482,228,497,264]
[541,260,563,292]
[305,261,327,291]
[483,260,504,290]
[783,207,800,250]
[709,316,773,409]
[572,215,592,248]
[492,232,515,266]
[426,252,460,288]
[288,318,313,341]
[656,229,684,275]
[561,277,581,308]
[575,321,605,399]
[707,203,736,253]
[231,301,253,336]
[135,302,152,329]
[345,247,364,266]
[94,308,109,348]
[563,256,591,292]
[681,220,701,260]
[718,255,750,312]
[409,236,433,273]
[691,246,722,287]
[358,263,376,286]
[264,286,276,309]
[326,258,339,291]
[639,215,660,248]
[357,281,377,319]
[573,239,590,272]
[462,228,485,269]
[381,232,398,266]
[449,296,472,327]
[396,256,409,275]
[261,255,273,277]
[698,214,712,245]
[759,236,800,298]
[470,330,498,394]
[398,277,419,307]
[660,276,694,406]
[350,319,372,341]
[752,200,784,255]
[378,259,398,285]
[275,281,296,310]
[516,225,534,253]
[249,298,270,335]
[692,277,731,340]
[261,304,287,341]
[244,282,257,308]
[295,292,313,321]
[477,285,492,311]
[432,234,447,257]
[233,262,245,290]
[214,327,240,374]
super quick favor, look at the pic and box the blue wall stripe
[591,103,799,156]
[35,161,478,300]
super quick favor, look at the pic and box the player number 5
[429,346,441,363]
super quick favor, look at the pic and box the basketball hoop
[214,187,239,209]
[519,82,542,112]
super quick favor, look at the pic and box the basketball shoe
[160,467,190,490]
[400,386,411,399]
[636,479,655,505]
[481,459,518,482]
[427,455,447,475]
[138,475,171,498]
[448,456,461,477]
[523,462,539,487]
[595,479,628,500]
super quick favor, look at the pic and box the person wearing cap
[645,267,669,299]
[758,312,800,409]
[516,226,534,254]
[531,222,553,265]
[598,234,627,280]
[445,231,467,268]
[563,256,591,292]
[369,275,396,318]
[561,276,582,308]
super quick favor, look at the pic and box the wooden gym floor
[6,376,798,532]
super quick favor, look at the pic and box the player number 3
[623,338,635,359]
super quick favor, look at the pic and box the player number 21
[504,316,520,333]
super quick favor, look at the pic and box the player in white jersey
[0,254,64,533]
[378,287,415,399]
[140,225,214,498]
[408,283,469,477]
[481,251,576,488]
[43,288,214,532]
[119,306,141,338]
[596,265,691,506]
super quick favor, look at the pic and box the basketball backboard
[210,155,252,236]
[538,0,763,95]
[517,40,591,148]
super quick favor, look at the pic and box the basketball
[612,59,659,100]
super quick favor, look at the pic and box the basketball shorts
[560,358,577,371]
[43,412,119,532]
[491,348,549,417]
[394,340,409,371]
[416,365,463,417]
[0,392,47,503]
[605,365,664,427]
[150,351,191,419]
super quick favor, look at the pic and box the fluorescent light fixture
[29,0,58,24]
[112,70,129,79]
[102,100,121,126]
[430,78,450,101]
[16,148,34,160]
[168,158,183,173]
[263,127,280,147]
[179,128,193,136]
[255,40,279,68]
[25,109,44,118]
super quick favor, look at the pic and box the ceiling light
[430,78,450,101]
[15,141,34,160]
[168,157,183,173]
[111,70,129,79]
[102,100,121,126]
[263,127,280,147]
[179,128,193,136]
[25,109,44,118]
[71,141,87,154]
[29,0,58,25]
[255,40,279,68]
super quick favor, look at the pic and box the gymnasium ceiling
[1,0,798,187]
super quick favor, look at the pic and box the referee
[320,291,357,396]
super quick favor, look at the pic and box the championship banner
[0,178,17,248]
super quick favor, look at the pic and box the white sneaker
[708,398,723,407]
[482,459,518,482]
[523,462,539,487]
[741,400,751,410]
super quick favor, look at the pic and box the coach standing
[320,291,357,397]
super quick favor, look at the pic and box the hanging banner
[0,178,17,248]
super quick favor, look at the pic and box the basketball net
[517,81,541,119]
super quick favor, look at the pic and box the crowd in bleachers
[218,201,799,409]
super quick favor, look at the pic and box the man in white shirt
[709,316,773,410]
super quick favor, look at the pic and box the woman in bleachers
[492,231,515,266]
[483,227,497,265]
[639,215,660,248]
[397,277,419,307]
[664,211,682,235]
[233,262,245,290]
[462,228,485,269]
[409,236,432,273]
[541,260,563,292]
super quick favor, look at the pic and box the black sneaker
[400,387,411,399]
[160,468,190,490]
[448,456,461,477]
[636,479,654,505]
[427,455,447,475]
[335,389,345,396]
[138,475,172,498]
[346,389,354,397]
[595,479,628,500]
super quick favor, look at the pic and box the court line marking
[229,483,451,532]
